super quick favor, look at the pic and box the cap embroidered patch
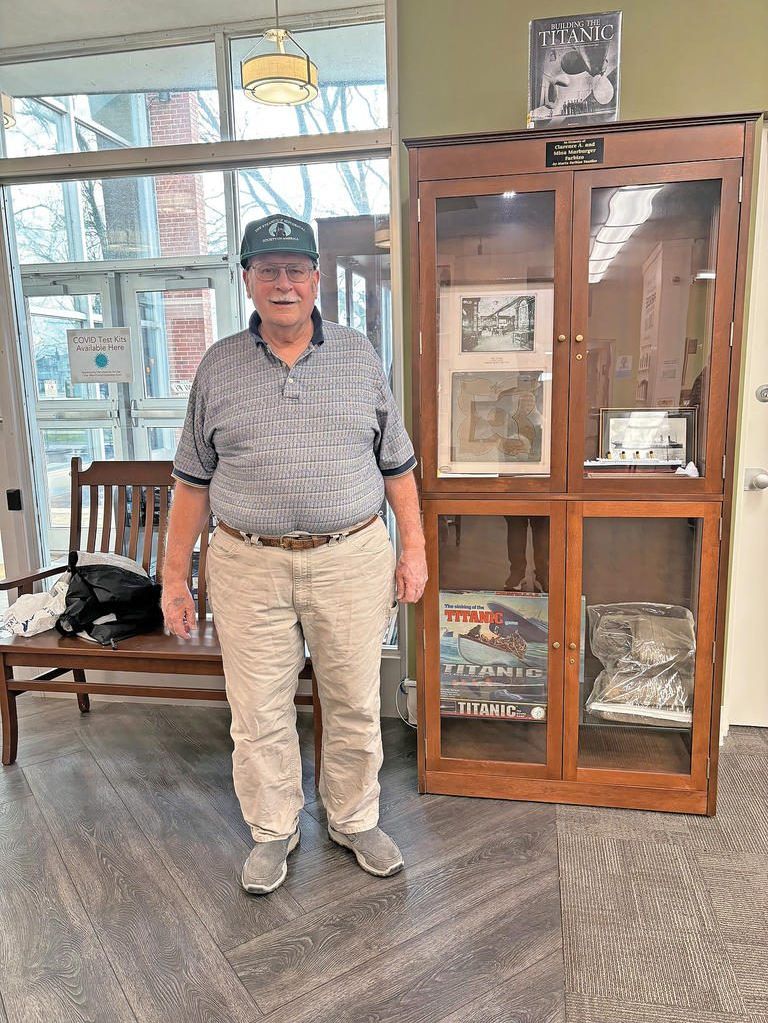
[240,215,319,267]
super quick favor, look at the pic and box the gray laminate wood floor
[0,696,765,1023]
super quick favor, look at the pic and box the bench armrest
[0,564,68,596]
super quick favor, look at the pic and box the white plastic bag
[1,574,70,636]
[586,602,696,727]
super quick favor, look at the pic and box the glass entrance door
[20,266,234,561]
[23,274,123,558]
[120,269,234,459]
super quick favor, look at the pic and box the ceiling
[0,0,381,52]
[0,23,385,96]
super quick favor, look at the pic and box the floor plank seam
[284,800,550,915]
[251,854,562,1021]
[17,744,88,772]
[24,755,142,1023]
[436,946,566,1023]
[76,718,264,959]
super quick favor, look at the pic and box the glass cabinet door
[569,161,741,493]
[424,501,566,779]
[564,503,720,789]
[419,173,573,493]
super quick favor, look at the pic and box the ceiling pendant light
[241,0,319,107]
[1,93,16,129]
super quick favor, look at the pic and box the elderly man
[161,214,427,895]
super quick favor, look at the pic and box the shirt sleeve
[172,371,218,488]
[373,364,417,478]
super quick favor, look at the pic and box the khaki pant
[206,515,396,842]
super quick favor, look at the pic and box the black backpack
[56,551,163,647]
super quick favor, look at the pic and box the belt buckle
[279,535,294,550]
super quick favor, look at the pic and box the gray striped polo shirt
[172,308,417,535]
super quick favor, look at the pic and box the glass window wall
[11,170,226,265]
[237,157,392,374]
[0,44,220,157]
[230,22,386,141]
[0,10,397,653]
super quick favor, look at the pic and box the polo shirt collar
[249,306,325,347]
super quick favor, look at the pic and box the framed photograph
[439,370,551,476]
[527,11,622,129]
[461,293,537,353]
[440,283,554,364]
[597,407,698,466]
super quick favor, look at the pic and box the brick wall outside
[146,92,216,388]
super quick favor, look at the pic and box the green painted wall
[396,1,767,679]
[397,0,768,139]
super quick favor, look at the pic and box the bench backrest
[69,458,211,618]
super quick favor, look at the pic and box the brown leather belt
[217,515,379,551]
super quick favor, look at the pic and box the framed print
[595,407,698,466]
[439,370,551,476]
[437,282,553,476]
[461,293,536,353]
[440,283,554,364]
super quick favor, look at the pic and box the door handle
[745,468,768,490]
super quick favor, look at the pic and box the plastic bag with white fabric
[585,602,696,727]
[1,575,71,636]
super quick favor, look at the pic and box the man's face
[243,255,319,334]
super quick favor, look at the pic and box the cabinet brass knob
[575,334,584,342]
[575,353,583,360]
[557,334,567,342]
[552,641,561,649]
[568,642,577,650]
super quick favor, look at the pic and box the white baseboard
[719,706,729,745]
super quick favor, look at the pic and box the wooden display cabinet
[406,115,756,813]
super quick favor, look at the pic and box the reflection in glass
[583,180,721,476]
[11,171,226,265]
[436,191,556,477]
[237,159,391,372]
[29,294,108,401]
[1,44,219,158]
[438,514,550,765]
[41,428,114,559]
[148,426,183,462]
[139,288,219,399]
[449,370,546,473]
[230,23,386,141]
[579,517,700,774]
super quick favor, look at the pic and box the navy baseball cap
[240,214,319,268]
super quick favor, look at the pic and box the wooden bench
[0,458,322,776]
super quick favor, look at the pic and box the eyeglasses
[248,263,315,283]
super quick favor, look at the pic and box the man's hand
[395,547,428,604]
[161,581,197,639]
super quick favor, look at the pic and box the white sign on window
[67,327,134,384]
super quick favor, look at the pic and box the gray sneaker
[328,824,404,877]
[240,826,300,894]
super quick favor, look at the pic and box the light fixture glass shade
[241,22,318,107]
[1,92,15,129]
[241,51,318,105]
